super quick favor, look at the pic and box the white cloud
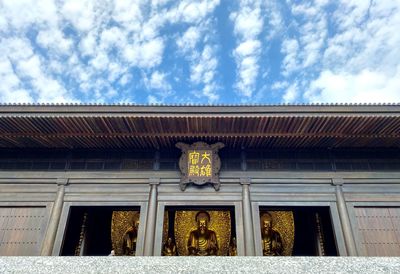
[230,6,263,40]
[151,0,173,9]
[90,52,109,70]
[145,71,171,91]
[270,0,400,103]
[0,14,6,32]
[230,0,264,97]
[0,0,58,30]
[123,38,165,69]
[0,37,75,103]
[309,0,400,103]
[143,71,173,104]
[291,3,318,17]
[235,40,261,57]
[0,58,32,103]
[141,19,161,41]
[36,28,73,54]
[289,2,327,70]
[306,69,400,103]
[61,0,95,32]
[112,0,143,31]
[264,1,283,40]
[100,27,126,51]
[314,0,330,7]
[17,55,42,79]
[173,0,220,24]
[271,81,289,90]
[235,56,259,97]
[16,54,72,102]
[332,1,372,32]
[176,26,202,54]
[107,62,125,82]
[281,38,299,76]
[139,38,165,68]
[201,83,219,102]
[79,32,97,57]
[190,45,219,102]
[173,2,221,103]
[283,82,298,103]
[119,73,132,86]
[0,0,225,104]
[329,1,400,73]
[191,46,216,84]
[147,95,160,104]
[1,0,399,105]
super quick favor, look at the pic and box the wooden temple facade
[0,104,400,256]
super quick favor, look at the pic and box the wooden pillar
[333,178,358,256]
[143,178,159,256]
[41,178,67,256]
[240,177,255,256]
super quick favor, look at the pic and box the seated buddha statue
[187,211,218,256]
[162,237,177,256]
[261,212,283,256]
[122,219,139,256]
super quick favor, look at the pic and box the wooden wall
[1,170,400,256]
[354,207,400,256]
[0,207,47,255]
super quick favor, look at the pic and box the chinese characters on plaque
[176,142,224,191]
[188,150,212,177]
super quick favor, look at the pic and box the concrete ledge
[1,257,400,274]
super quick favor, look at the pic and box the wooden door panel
[0,208,11,251]
[0,207,47,256]
[354,207,400,256]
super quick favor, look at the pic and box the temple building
[0,104,400,256]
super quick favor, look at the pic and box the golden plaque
[176,142,224,191]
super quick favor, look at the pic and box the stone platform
[1,257,400,274]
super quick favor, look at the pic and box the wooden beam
[0,132,399,138]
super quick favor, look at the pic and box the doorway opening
[60,206,140,256]
[258,206,338,256]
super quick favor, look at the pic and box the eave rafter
[0,132,399,139]
[0,104,399,149]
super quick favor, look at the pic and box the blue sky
[1,0,400,104]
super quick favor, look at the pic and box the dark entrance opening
[259,206,338,256]
[60,206,140,256]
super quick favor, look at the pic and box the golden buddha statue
[122,220,139,256]
[261,212,283,256]
[187,211,218,256]
[162,237,177,256]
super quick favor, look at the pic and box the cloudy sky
[1,0,400,104]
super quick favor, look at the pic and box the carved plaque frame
[176,141,224,191]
